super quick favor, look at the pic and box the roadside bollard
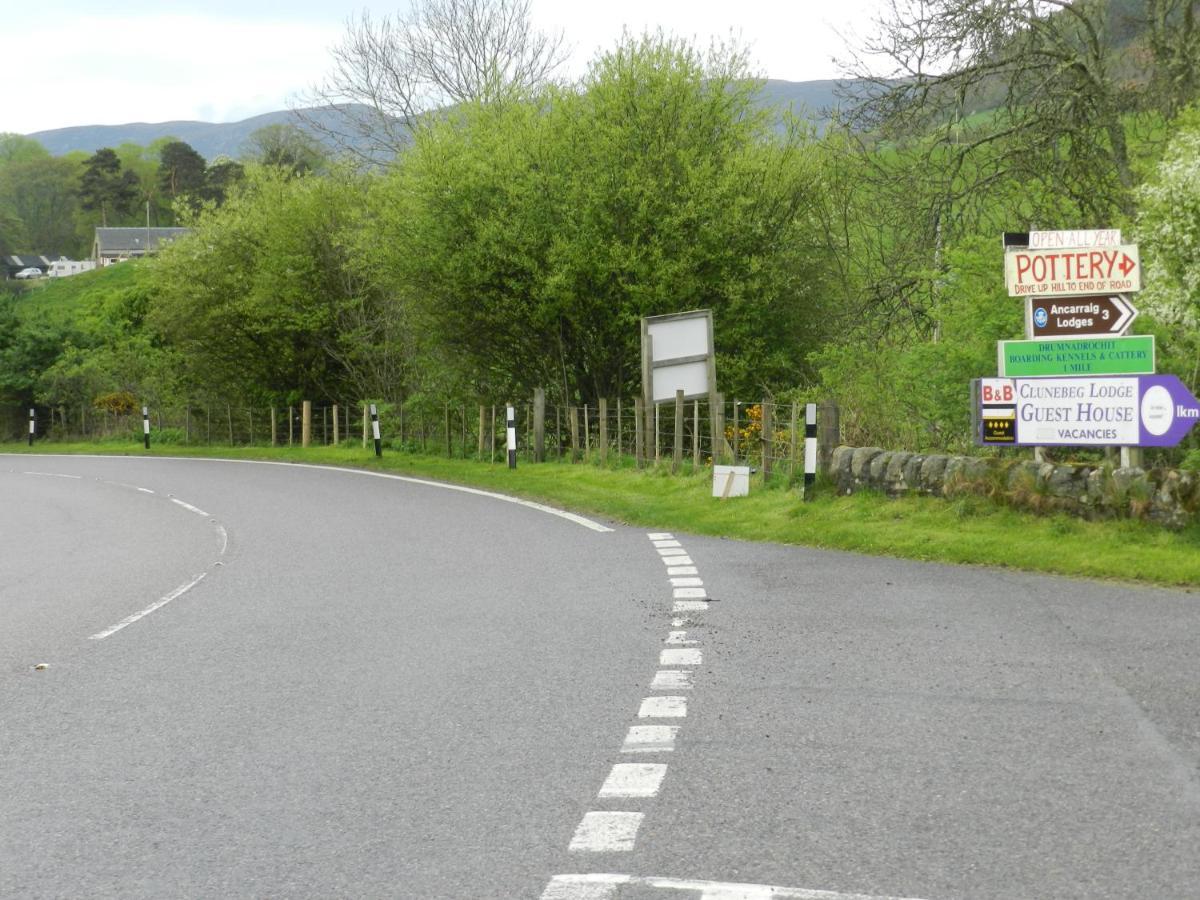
[142,406,151,450]
[370,403,382,457]
[506,404,516,469]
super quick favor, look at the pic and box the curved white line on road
[88,573,208,641]
[169,497,210,517]
[541,874,929,900]
[7,455,614,532]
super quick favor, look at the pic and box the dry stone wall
[828,445,1200,528]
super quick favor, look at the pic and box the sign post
[997,335,1155,377]
[1026,295,1137,338]
[641,309,718,461]
[975,375,1200,447]
[1005,245,1140,297]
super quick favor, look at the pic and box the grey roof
[94,227,191,254]
[3,254,51,269]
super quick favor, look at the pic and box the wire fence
[6,395,836,479]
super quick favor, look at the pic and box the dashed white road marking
[88,573,207,641]
[652,540,682,548]
[657,547,689,557]
[541,875,929,900]
[667,565,698,575]
[597,763,668,798]
[673,587,708,599]
[670,576,704,587]
[672,600,709,613]
[621,725,679,753]
[646,533,673,540]
[665,631,698,645]
[215,525,228,555]
[660,648,703,665]
[661,555,694,566]
[568,812,644,852]
[651,670,693,690]
[638,696,687,718]
[22,471,82,479]
[136,487,155,494]
[169,497,210,517]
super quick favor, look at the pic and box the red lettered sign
[1005,245,1140,297]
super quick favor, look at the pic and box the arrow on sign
[1140,375,1200,447]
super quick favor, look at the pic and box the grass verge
[5,441,1200,588]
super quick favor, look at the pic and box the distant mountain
[26,80,861,160]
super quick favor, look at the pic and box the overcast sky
[6,1,882,135]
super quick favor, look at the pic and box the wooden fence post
[491,405,496,463]
[599,398,609,465]
[332,404,340,445]
[818,401,840,470]
[673,390,684,473]
[789,401,799,479]
[270,407,277,447]
[569,406,580,462]
[634,396,645,467]
[301,401,311,448]
[761,400,773,481]
[654,403,661,465]
[713,393,725,465]
[362,403,368,449]
[478,405,486,459]
[534,388,545,462]
[444,404,452,458]
[731,401,740,462]
[693,400,701,468]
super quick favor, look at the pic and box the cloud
[12,14,340,133]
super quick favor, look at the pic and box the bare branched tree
[296,0,567,164]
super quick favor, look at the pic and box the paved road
[1,455,1197,899]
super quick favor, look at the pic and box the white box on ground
[712,465,750,498]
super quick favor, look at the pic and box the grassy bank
[5,441,1199,587]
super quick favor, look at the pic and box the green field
[5,441,1199,588]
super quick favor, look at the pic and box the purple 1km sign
[977,374,1200,447]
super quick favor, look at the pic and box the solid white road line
[88,573,207,641]
[568,811,643,852]
[651,670,694,690]
[9,454,615,532]
[169,497,210,517]
[621,725,679,753]
[22,471,82,479]
[541,874,930,900]
[597,763,668,798]
[638,696,687,718]
[660,648,702,665]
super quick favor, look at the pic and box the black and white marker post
[804,402,817,500]
[369,403,382,457]
[142,406,151,450]
[506,404,517,469]
[28,408,35,447]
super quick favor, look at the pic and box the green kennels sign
[997,336,1156,377]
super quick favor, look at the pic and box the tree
[241,125,326,176]
[0,133,50,166]
[298,0,567,162]
[79,148,139,226]
[376,34,833,402]
[840,0,1180,222]
[0,156,84,255]
[203,159,246,204]
[157,140,208,204]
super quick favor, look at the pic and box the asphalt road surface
[1,455,1197,899]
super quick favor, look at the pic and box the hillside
[25,80,857,160]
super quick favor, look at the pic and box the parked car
[14,267,42,279]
